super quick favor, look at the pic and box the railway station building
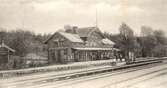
[44,26,120,64]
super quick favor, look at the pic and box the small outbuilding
[0,42,15,67]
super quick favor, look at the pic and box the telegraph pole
[95,8,98,27]
[19,1,34,29]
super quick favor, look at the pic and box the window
[54,38,65,47]
[59,41,63,46]
[64,49,67,55]
[81,37,87,41]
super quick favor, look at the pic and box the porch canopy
[73,47,120,51]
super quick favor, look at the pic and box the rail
[0,57,166,78]
[38,59,163,81]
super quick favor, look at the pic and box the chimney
[64,25,72,30]
[72,26,78,34]
[64,25,78,34]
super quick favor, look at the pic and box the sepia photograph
[0,0,167,88]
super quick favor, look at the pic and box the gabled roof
[0,43,15,52]
[44,32,84,44]
[44,26,104,44]
[59,32,84,43]
[77,27,101,37]
[101,38,115,45]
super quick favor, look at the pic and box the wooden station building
[44,26,120,64]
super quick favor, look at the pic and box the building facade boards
[45,26,120,64]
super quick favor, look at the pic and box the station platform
[0,59,125,78]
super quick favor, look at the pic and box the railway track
[23,59,167,88]
[40,59,163,81]
[2,58,166,88]
[38,60,162,82]
[101,64,167,88]
[117,70,167,88]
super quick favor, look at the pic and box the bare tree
[141,26,154,37]
[118,23,138,62]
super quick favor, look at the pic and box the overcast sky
[0,0,167,35]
